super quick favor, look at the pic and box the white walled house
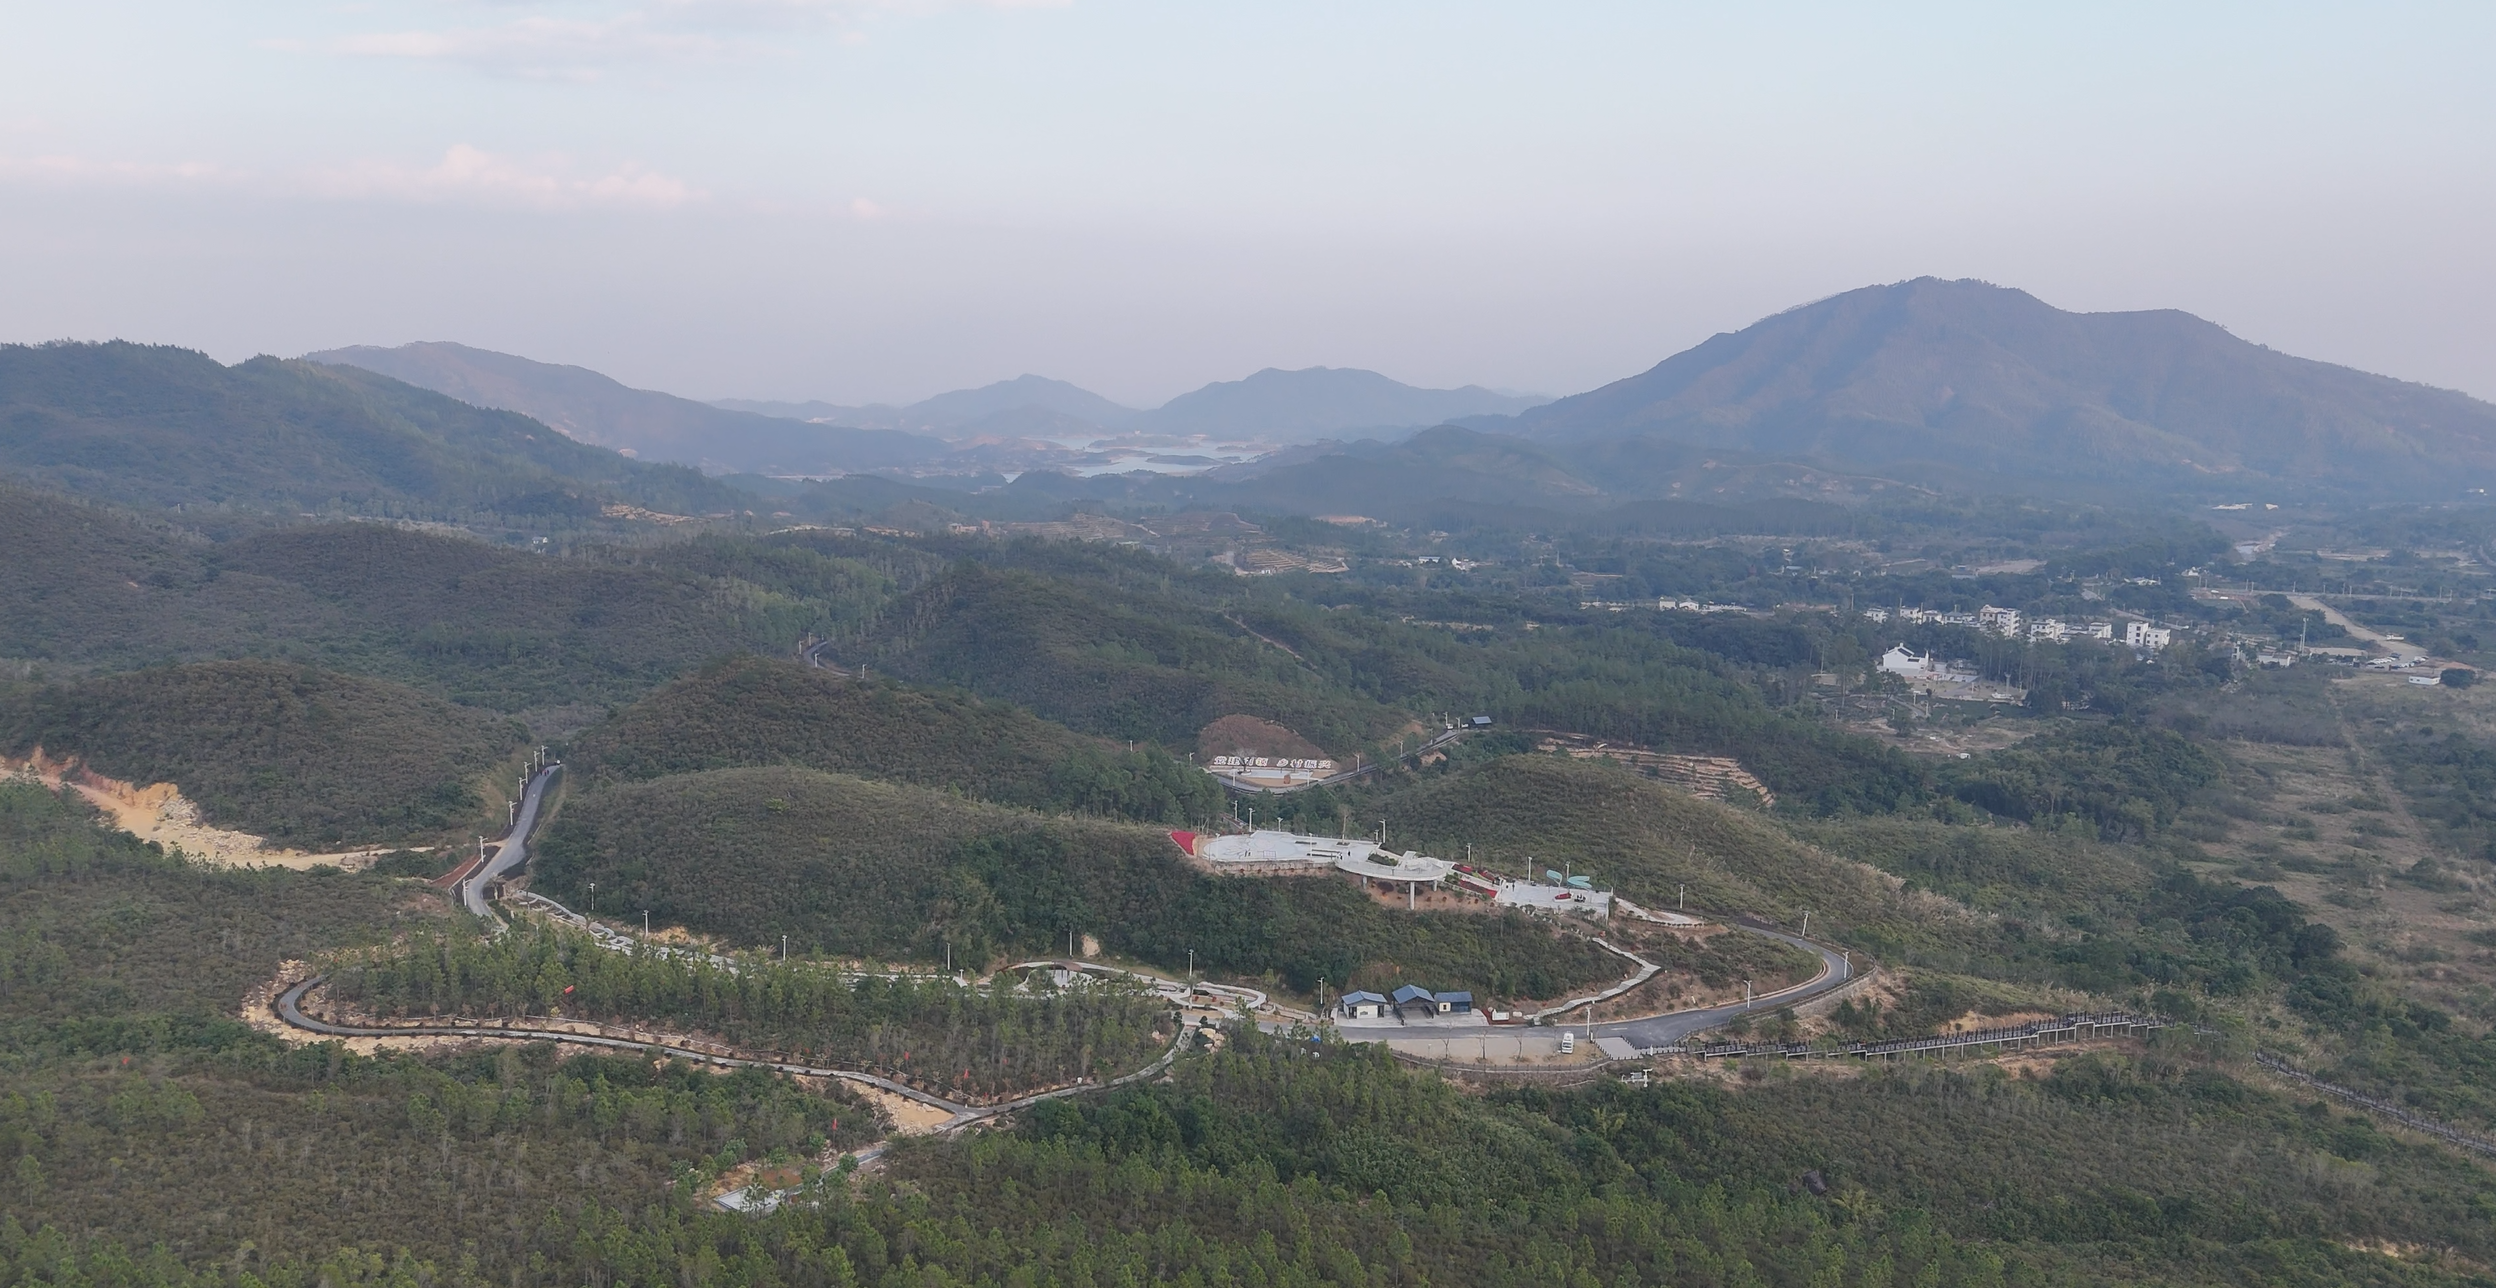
[1880,645,1940,677]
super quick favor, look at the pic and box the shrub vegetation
[0,660,523,845]
[533,765,1622,999]
[570,654,1221,824]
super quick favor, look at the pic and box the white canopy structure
[1178,829,1453,905]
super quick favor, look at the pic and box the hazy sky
[5,2,2493,407]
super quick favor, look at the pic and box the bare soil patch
[1196,714,1328,761]
[5,751,420,870]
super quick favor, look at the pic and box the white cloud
[312,144,703,208]
[330,15,738,79]
[0,154,233,186]
[313,0,1063,77]
[0,142,699,211]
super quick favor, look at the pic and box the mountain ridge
[1132,366,1547,441]
[1493,277,2496,499]
[304,342,950,475]
[0,340,743,518]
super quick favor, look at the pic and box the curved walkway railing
[1676,1012,2170,1061]
[274,975,1185,1131]
[2256,1051,2496,1158]
[1526,938,1660,1021]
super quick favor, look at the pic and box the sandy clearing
[847,1084,957,1134]
[5,751,425,870]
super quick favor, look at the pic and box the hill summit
[1503,278,2496,499]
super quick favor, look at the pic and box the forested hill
[569,654,1221,824]
[0,487,824,710]
[0,341,745,518]
[857,556,1411,750]
[305,341,951,476]
[0,660,522,846]
[1497,277,2496,499]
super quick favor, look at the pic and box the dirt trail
[2290,594,2423,660]
[4,750,416,869]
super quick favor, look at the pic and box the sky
[4,1,2494,408]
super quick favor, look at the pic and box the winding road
[1592,922,1851,1050]
[463,763,561,916]
[272,974,1186,1130]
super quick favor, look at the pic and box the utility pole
[1678,883,1686,911]
[1745,979,1752,1008]
[643,910,650,938]
[783,934,789,964]
[588,881,595,913]
[1187,948,1195,982]
[1801,911,1811,939]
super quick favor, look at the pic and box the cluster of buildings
[1337,985,1474,1022]
[1207,754,1335,772]
[1172,829,1615,918]
[1864,605,2174,649]
[1204,755,1338,790]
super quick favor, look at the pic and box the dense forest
[12,415,2496,1288]
[532,765,1624,999]
[327,924,1172,1100]
[0,341,743,521]
[0,660,523,846]
[570,654,1221,825]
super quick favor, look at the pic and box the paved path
[273,974,1186,1130]
[1591,923,1851,1050]
[463,764,560,916]
[2287,594,2424,660]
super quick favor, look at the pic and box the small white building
[1880,645,1940,677]
[2125,622,2173,650]
[1979,605,2023,637]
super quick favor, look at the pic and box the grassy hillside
[330,923,1168,1100]
[0,341,746,518]
[0,489,852,712]
[860,559,1408,750]
[0,779,425,1040]
[533,765,1619,998]
[0,660,523,846]
[1374,755,1951,942]
[927,1031,2496,1286]
[0,778,882,1270]
[570,654,1222,824]
[9,733,2496,1287]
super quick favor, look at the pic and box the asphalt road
[463,763,560,916]
[1591,923,1851,1049]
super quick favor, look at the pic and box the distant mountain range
[13,277,2490,533]
[1483,277,2496,499]
[303,343,949,476]
[312,343,1548,475]
[712,374,1140,435]
[1129,368,1544,439]
[0,341,748,520]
